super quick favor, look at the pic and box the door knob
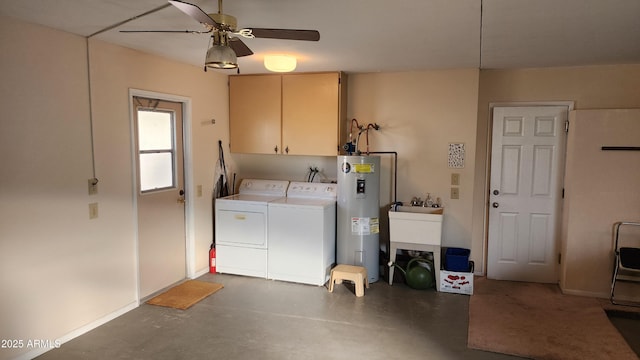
[492,202,499,208]
[493,189,500,195]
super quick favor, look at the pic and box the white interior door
[133,97,186,298]
[487,106,567,283]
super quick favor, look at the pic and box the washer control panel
[238,179,289,196]
[287,182,337,199]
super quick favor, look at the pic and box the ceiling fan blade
[120,30,209,34]
[229,38,254,57]
[247,28,320,41]
[169,0,219,28]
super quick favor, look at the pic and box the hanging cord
[88,3,172,38]
[479,0,484,69]
[85,38,97,184]
[83,3,172,185]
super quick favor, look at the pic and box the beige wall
[348,70,480,250]
[233,70,481,253]
[0,16,228,360]
[562,109,640,297]
[1,17,98,359]
[474,65,640,277]
[89,40,230,274]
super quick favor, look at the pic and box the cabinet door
[229,75,282,154]
[282,73,340,156]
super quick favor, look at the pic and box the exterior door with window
[487,106,567,283]
[133,97,186,298]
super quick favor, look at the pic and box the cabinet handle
[285,146,289,154]
[274,145,278,153]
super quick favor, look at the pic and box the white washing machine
[268,182,337,286]
[215,179,289,278]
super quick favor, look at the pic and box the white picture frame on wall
[448,143,465,168]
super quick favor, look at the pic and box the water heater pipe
[365,151,398,205]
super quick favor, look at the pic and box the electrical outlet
[89,202,98,219]
[451,173,460,186]
[451,187,460,200]
[197,185,203,197]
[88,178,98,195]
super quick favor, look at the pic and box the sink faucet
[410,197,423,206]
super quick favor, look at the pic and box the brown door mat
[146,280,223,310]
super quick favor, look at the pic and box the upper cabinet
[228,75,282,154]
[229,72,347,156]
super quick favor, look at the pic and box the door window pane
[138,111,173,150]
[137,109,176,192]
[139,153,174,191]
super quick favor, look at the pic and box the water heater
[337,155,381,283]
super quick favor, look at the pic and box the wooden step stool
[328,264,370,297]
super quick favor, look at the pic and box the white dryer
[215,179,289,278]
[268,182,338,286]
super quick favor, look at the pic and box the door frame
[129,88,195,302]
[482,101,574,277]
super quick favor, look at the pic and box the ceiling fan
[121,0,320,70]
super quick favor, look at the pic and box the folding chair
[610,221,640,306]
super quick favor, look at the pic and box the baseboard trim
[193,267,210,279]
[560,287,609,299]
[16,301,139,360]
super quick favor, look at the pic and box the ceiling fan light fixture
[205,44,237,69]
[264,55,297,72]
[205,32,237,69]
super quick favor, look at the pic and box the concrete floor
[36,273,637,360]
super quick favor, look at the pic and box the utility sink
[394,205,443,215]
[388,203,444,290]
[389,205,443,246]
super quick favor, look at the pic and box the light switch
[451,173,460,186]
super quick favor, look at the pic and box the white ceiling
[1,0,640,74]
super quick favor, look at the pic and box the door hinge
[562,188,565,199]
[558,253,562,264]
[565,120,569,133]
